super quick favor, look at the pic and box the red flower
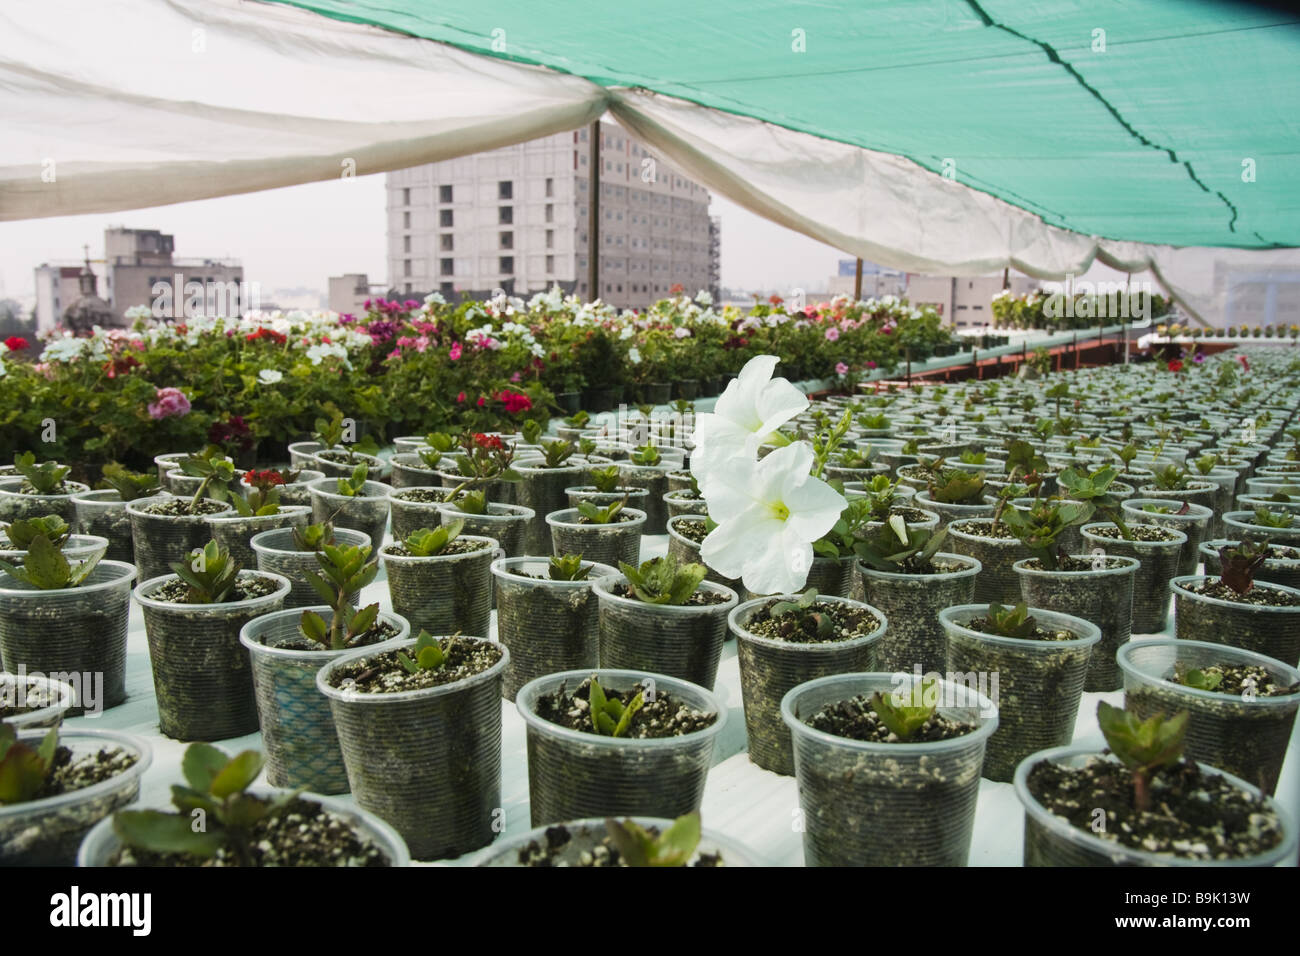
[477,396,486,407]
[498,390,533,414]
[102,355,140,379]
[670,284,685,294]
[4,336,28,352]
[473,433,505,451]
[1167,359,1183,372]
[456,391,467,403]
[243,469,286,487]
[245,327,287,345]
[1237,354,1250,372]
[767,294,783,306]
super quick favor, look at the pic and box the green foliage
[768,587,834,640]
[1192,454,1219,476]
[1251,507,1295,529]
[539,439,576,468]
[1150,464,1190,491]
[576,498,625,524]
[628,443,663,466]
[1181,668,1223,692]
[13,452,70,495]
[0,534,100,589]
[402,520,464,556]
[178,446,236,510]
[291,522,334,553]
[335,462,370,497]
[1096,701,1188,813]
[857,412,889,430]
[300,540,380,649]
[549,553,592,581]
[862,474,901,519]
[2,514,71,550]
[563,410,590,429]
[397,631,447,674]
[605,812,702,867]
[999,499,1093,569]
[100,463,161,502]
[171,539,241,604]
[588,677,643,737]
[958,449,987,465]
[870,680,937,741]
[927,468,986,505]
[0,724,59,805]
[520,419,544,445]
[448,490,488,514]
[113,743,292,863]
[983,602,1036,638]
[855,519,948,573]
[618,555,707,605]
[576,437,598,457]
[588,465,622,493]
[1218,540,1268,596]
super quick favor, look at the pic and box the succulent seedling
[927,468,986,505]
[629,443,663,466]
[576,498,626,524]
[1251,507,1295,530]
[857,412,889,430]
[335,462,369,497]
[291,522,334,553]
[0,533,100,589]
[1150,464,1191,491]
[1096,701,1188,813]
[1056,464,1129,536]
[854,519,948,574]
[397,631,448,673]
[0,724,59,805]
[520,419,544,445]
[549,553,592,581]
[564,410,590,429]
[401,521,464,556]
[836,447,873,470]
[2,514,71,550]
[12,452,70,495]
[301,538,380,648]
[605,812,702,867]
[618,555,707,605]
[588,677,643,737]
[1180,668,1224,692]
[958,449,987,465]
[171,539,241,604]
[99,463,161,502]
[767,587,835,640]
[229,470,283,517]
[178,446,236,510]
[416,432,457,471]
[588,466,623,494]
[113,743,293,864]
[1191,454,1219,476]
[448,490,488,514]
[1218,540,1269,596]
[999,499,1093,570]
[576,437,599,458]
[982,602,1036,639]
[870,679,938,741]
[539,439,577,468]
[862,474,900,519]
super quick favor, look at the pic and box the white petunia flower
[699,442,846,595]
[258,368,284,385]
[628,347,642,365]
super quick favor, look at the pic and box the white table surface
[58,533,1300,867]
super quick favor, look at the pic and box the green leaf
[650,811,701,867]
[209,750,264,800]
[298,610,329,647]
[113,810,226,857]
[348,603,379,639]
[21,534,72,589]
[181,743,230,794]
[612,691,643,737]
[870,681,937,741]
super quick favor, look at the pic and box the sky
[0,163,1130,306]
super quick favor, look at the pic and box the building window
[403,211,411,229]
[499,206,513,225]
[440,281,454,297]
[440,258,453,276]
[440,209,453,227]
[546,255,554,273]
[403,235,411,254]
[499,231,513,249]
[546,229,554,249]
[545,177,554,198]
[499,256,514,275]
[440,234,453,251]
[545,204,554,223]
[498,181,513,200]
[403,259,412,277]
[404,283,412,294]
[402,188,410,205]
[439,185,453,203]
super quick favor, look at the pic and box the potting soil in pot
[534,678,717,738]
[506,822,726,867]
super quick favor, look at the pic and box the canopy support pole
[853,258,863,300]
[588,120,600,300]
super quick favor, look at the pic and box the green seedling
[982,602,1036,639]
[836,447,873,470]
[2,515,71,550]
[549,553,592,581]
[1150,464,1190,492]
[447,490,488,514]
[228,471,281,517]
[870,679,938,741]
[1181,668,1224,692]
[958,450,987,465]
[1191,454,1219,476]
[520,419,545,446]
[588,677,643,737]
[13,452,70,495]
[291,522,334,552]
[1251,508,1295,530]
[1096,701,1188,813]
[927,468,986,505]
[605,812,702,867]
[767,587,835,640]
[858,412,889,430]
[416,432,457,470]
[0,534,99,589]
[539,439,577,468]
[178,447,236,510]
[1218,540,1269,596]
[854,520,948,574]
[863,474,901,519]
[0,724,59,805]
[401,521,464,556]
[999,499,1093,570]
[588,466,623,494]
[564,410,590,429]
[576,437,598,458]
[171,539,240,604]
[629,443,663,466]
[618,555,707,605]
[100,463,161,502]
[113,743,294,865]
[397,631,447,673]
[335,462,369,497]
[576,498,625,524]
[299,540,381,650]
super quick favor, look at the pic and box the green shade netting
[269,0,1300,250]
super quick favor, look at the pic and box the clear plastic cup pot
[1081,522,1187,634]
[947,518,1032,606]
[205,505,311,573]
[381,535,497,637]
[1170,574,1300,668]
[854,554,980,674]
[71,489,134,564]
[514,461,589,555]
[308,478,392,550]
[0,476,90,525]
[1120,498,1213,578]
[126,494,234,583]
[0,672,76,729]
[471,815,760,867]
[546,507,646,569]
[250,525,370,610]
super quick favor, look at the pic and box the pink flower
[866,360,877,369]
[477,396,486,407]
[147,387,191,420]
[835,362,850,376]
[825,327,840,342]
[457,391,466,403]
[387,348,401,360]
[510,371,522,383]
[498,390,533,414]
[449,341,463,361]
[414,336,429,353]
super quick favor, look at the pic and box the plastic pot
[287,441,324,469]
[1013,555,1139,692]
[782,673,997,866]
[730,595,887,775]
[1170,575,1300,666]
[388,453,441,489]
[564,485,651,512]
[853,554,981,674]
[594,576,738,690]
[614,462,672,534]
[240,607,409,793]
[0,533,107,570]
[164,468,244,498]
[71,489,135,564]
[249,525,370,610]
[134,570,290,740]
[1013,745,1297,867]
[491,557,617,701]
[663,490,708,519]
[0,560,136,714]
[947,518,1032,605]
[204,506,312,573]
[742,555,856,603]
[471,815,760,866]
[436,501,534,559]
[514,461,589,555]
[272,469,325,507]
[1121,498,1213,578]
[665,515,740,592]
[1119,638,1300,796]
[0,728,149,865]
[77,787,409,867]
[381,535,497,637]
[387,487,448,541]
[308,478,392,550]
[913,491,997,530]
[1081,522,1187,634]
[1222,510,1300,547]
[311,449,386,481]
[316,636,507,860]
[0,476,90,525]
[515,669,726,826]
[0,672,76,729]
[546,507,646,568]
[153,452,189,485]
[126,494,234,583]
[1200,538,1300,591]
[940,604,1099,782]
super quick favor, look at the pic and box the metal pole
[1123,272,1132,365]
[587,119,600,300]
[854,258,863,300]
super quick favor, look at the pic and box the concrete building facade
[385,121,717,309]
[906,272,1041,328]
